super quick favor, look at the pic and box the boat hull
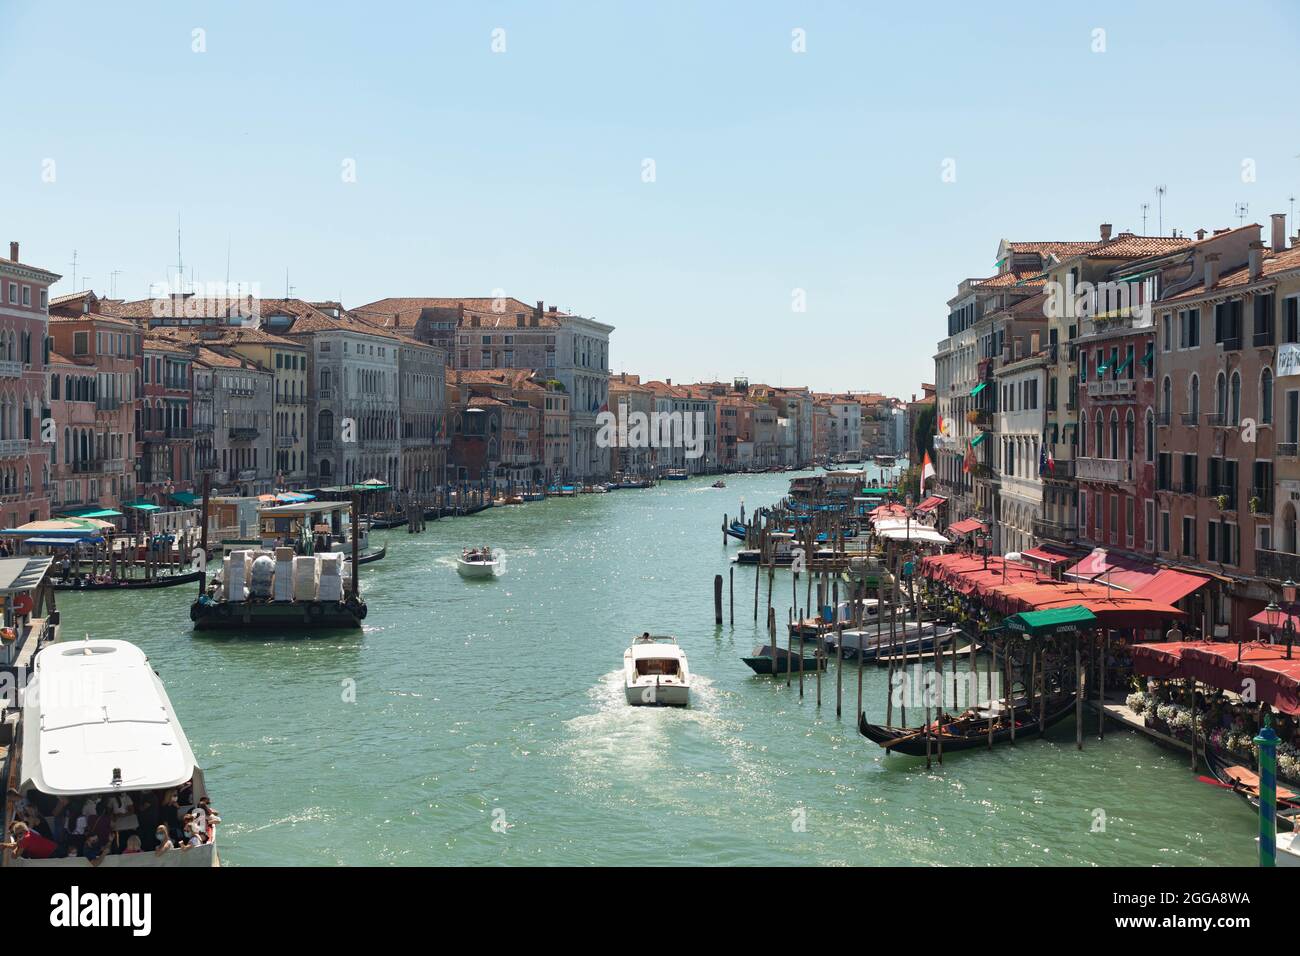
[190,598,366,630]
[624,681,690,706]
[456,559,498,579]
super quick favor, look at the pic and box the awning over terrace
[946,518,985,536]
[1132,640,1300,715]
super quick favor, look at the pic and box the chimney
[7,242,17,262]
[457,303,465,322]
[1249,241,1266,281]
[1272,213,1287,253]
[1204,252,1221,289]
[1195,228,1207,241]
[534,300,543,319]
[666,378,671,386]
[548,305,557,313]
[1100,223,1113,242]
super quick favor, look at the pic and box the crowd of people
[2,780,219,864]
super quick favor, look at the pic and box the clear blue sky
[3,0,1297,399]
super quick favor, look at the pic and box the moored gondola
[858,692,1077,756]
[53,569,205,592]
[1202,745,1300,831]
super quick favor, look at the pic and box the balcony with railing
[1257,549,1300,581]
[1156,410,1171,426]
[1076,456,1133,483]
[1180,412,1199,426]
[1249,487,1273,515]
[1204,413,1228,427]
[967,408,992,427]
[277,435,297,448]
[228,426,260,442]
[1033,516,1077,540]
[0,438,30,459]
[1085,378,1136,399]
[1280,442,1299,458]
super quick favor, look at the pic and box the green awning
[1096,364,1109,374]
[1121,268,1160,283]
[1115,357,1132,374]
[969,382,987,397]
[352,483,390,492]
[1140,346,1154,366]
[170,492,200,506]
[970,432,986,446]
[1004,605,1098,637]
[63,508,123,519]
[124,502,162,511]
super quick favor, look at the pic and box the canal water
[59,470,1257,865]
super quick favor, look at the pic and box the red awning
[1131,641,1196,679]
[1132,569,1212,607]
[1020,547,1071,566]
[914,495,946,514]
[1248,608,1300,635]
[1133,641,1300,716]
[947,518,985,535]
[1065,548,1159,593]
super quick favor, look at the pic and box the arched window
[1125,409,1135,460]
[1216,371,1227,419]
[318,409,334,440]
[1261,368,1274,425]
[1189,374,1200,419]
[1230,371,1242,425]
[1109,410,1119,459]
[1161,376,1172,418]
[1145,409,1155,463]
[1095,415,1103,456]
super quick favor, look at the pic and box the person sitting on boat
[153,825,174,856]
[3,820,57,860]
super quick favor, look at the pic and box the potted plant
[1250,496,1263,514]
[1215,494,1229,510]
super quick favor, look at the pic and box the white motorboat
[456,547,499,579]
[10,639,218,867]
[623,634,691,706]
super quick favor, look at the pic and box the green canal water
[58,471,1257,866]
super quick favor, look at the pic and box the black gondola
[356,544,387,565]
[1202,746,1300,831]
[858,693,1077,756]
[52,569,205,592]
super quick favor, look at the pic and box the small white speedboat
[456,547,499,579]
[624,634,691,706]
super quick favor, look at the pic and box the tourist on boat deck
[154,826,174,856]
[123,834,143,854]
[2,820,57,860]
[81,832,106,866]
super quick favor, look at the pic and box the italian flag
[921,451,936,493]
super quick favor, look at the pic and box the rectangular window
[1079,492,1087,531]
[1255,293,1275,346]
[21,286,30,307]
[1160,510,1170,552]
[1182,515,1196,558]
[1285,297,1299,344]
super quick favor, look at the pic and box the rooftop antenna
[69,249,78,290]
[176,214,184,293]
[1155,185,1167,234]
[109,269,122,298]
[1140,202,1149,235]
[225,236,231,288]
[1290,196,1296,234]
[285,269,294,299]
[1235,202,1249,226]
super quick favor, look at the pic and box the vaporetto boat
[9,638,218,867]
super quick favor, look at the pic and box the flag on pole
[962,441,976,474]
[1039,439,1055,476]
[921,451,936,492]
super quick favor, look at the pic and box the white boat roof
[20,640,198,796]
[628,637,686,659]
